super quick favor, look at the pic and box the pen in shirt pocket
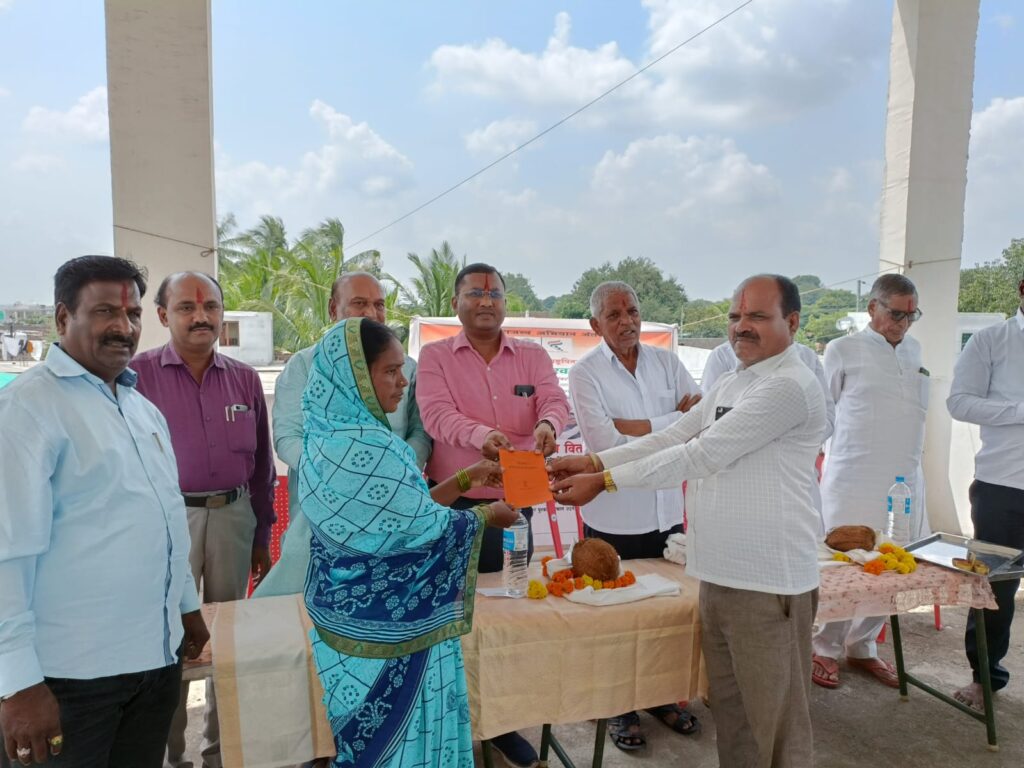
[225,403,251,422]
[152,432,165,454]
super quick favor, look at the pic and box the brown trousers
[700,582,818,768]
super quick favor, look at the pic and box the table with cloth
[184,558,997,767]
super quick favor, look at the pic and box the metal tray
[904,532,1024,582]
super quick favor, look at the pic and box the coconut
[571,538,620,582]
[825,525,876,552]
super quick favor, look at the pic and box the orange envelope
[499,449,554,508]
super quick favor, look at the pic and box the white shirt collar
[738,343,796,377]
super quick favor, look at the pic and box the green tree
[555,257,687,323]
[959,238,1023,315]
[680,299,730,337]
[397,241,465,317]
[502,272,542,311]
[218,214,381,353]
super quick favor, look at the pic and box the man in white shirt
[702,333,835,519]
[947,273,1024,712]
[811,274,929,690]
[552,274,826,768]
[568,281,702,750]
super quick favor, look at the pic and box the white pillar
[104,0,217,352]
[878,0,980,534]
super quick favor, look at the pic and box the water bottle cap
[895,476,905,483]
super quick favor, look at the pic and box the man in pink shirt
[416,262,569,768]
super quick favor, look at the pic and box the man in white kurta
[568,281,702,748]
[812,274,930,689]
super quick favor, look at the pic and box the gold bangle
[603,470,618,493]
[588,453,603,471]
[456,468,472,493]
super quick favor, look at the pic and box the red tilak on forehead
[121,282,129,308]
[482,274,491,291]
[196,287,206,304]
[738,289,748,313]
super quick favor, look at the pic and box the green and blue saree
[300,318,486,767]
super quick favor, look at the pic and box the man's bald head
[329,272,386,324]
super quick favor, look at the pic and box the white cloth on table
[663,532,687,565]
[564,573,680,606]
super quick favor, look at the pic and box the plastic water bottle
[886,476,912,545]
[502,513,529,597]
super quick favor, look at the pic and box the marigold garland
[530,569,637,598]
[861,544,916,576]
[527,580,548,599]
[541,556,555,579]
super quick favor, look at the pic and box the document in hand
[499,448,554,508]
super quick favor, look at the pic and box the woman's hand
[465,459,503,489]
[486,501,520,528]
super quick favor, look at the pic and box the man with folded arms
[417,262,569,768]
[568,280,702,750]
[0,256,206,766]
[132,271,275,768]
[552,275,825,768]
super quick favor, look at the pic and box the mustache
[189,323,215,332]
[733,332,759,341]
[101,334,135,347]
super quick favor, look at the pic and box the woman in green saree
[300,318,518,767]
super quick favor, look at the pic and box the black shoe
[489,731,539,768]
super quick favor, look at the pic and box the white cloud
[591,134,778,215]
[216,100,414,224]
[428,3,887,129]
[0,0,13,11]
[963,96,1024,265]
[12,153,65,173]
[23,86,108,141]
[992,14,1014,30]
[0,86,10,98]
[464,119,539,156]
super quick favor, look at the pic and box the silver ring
[16,745,31,760]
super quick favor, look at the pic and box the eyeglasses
[461,288,505,301]
[878,299,923,323]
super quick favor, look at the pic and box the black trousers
[965,479,1024,690]
[583,523,684,561]
[448,497,534,573]
[0,662,181,768]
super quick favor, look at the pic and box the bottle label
[503,526,527,552]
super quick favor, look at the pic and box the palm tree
[395,241,465,317]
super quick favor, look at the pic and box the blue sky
[1,1,1022,305]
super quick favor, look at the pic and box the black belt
[182,488,242,509]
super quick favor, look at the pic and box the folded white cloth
[817,540,882,568]
[663,533,687,566]
[563,573,680,606]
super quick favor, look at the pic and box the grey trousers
[166,494,256,768]
[700,582,818,768]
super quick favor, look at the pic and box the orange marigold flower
[622,571,636,586]
[603,580,616,590]
[863,559,886,576]
[548,582,564,597]
[552,568,573,583]
[877,543,897,555]
[562,580,575,594]
[574,577,586,590]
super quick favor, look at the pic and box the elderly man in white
[811,273,930,690]
[568,281,702,751]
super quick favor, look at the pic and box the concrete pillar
[878,0,980,534]
[105,0,217,352]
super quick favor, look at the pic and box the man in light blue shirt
[0,256,205,766]
[255,271,430,597]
